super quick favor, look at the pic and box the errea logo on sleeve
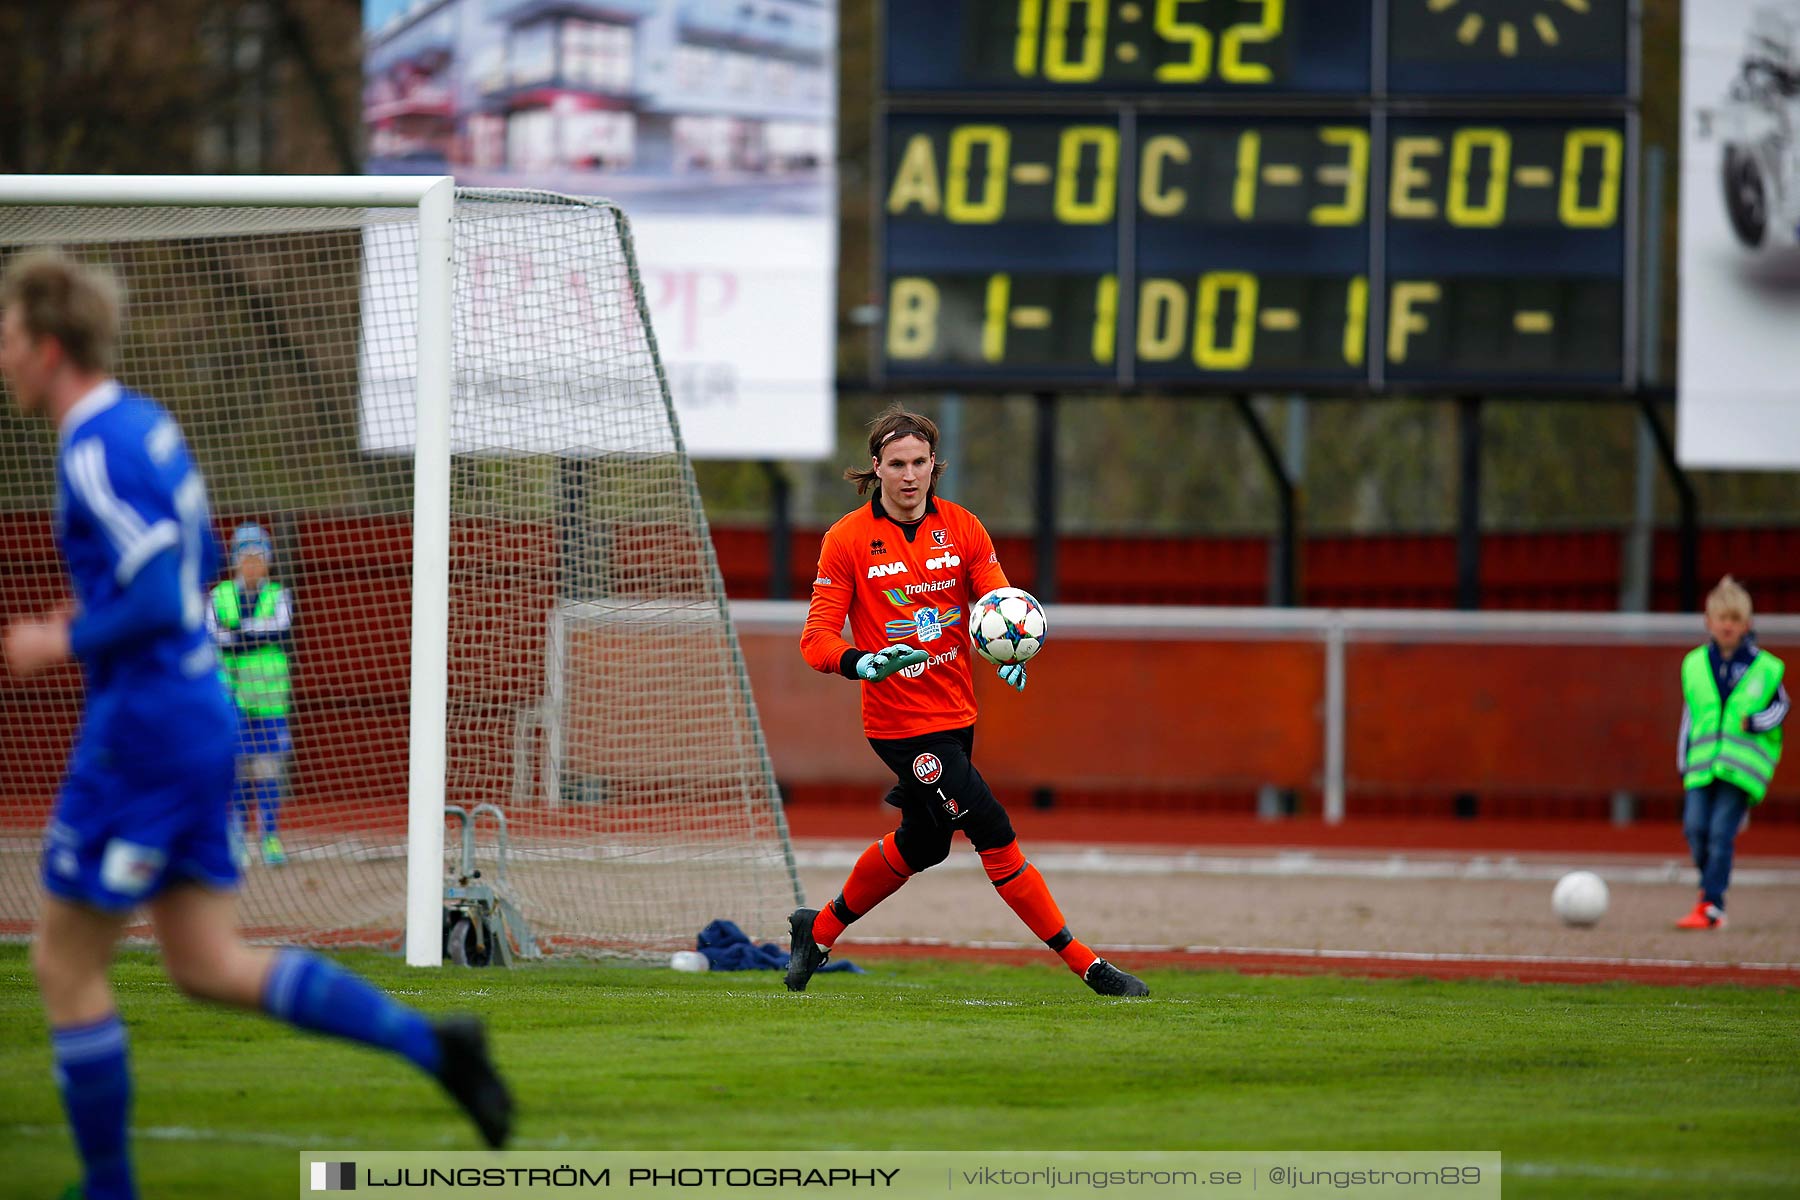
[867,562,908,579]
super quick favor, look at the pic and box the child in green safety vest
[1676,575,1787,930]
[207,523,294,866]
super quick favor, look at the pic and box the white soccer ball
[1552,870,1609,927]
[669,949,710,973]
[969,587,1047,666]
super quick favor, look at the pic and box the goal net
[0,181,802,959]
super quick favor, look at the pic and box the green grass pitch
[2,947,1797,1199]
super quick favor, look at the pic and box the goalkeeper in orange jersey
[788,404,1148,998]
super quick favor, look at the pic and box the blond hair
[0,250,121,373]
[1705,574,1753,622]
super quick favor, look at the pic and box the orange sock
[981,840,1099,976]
[812,835,912,948]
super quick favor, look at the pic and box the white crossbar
[0,175,450,208]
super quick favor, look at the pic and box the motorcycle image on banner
[1680,0,1800,470]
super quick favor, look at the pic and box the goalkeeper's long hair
[845,404,948,497]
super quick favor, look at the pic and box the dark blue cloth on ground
[695,919,864,974]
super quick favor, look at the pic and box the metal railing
[730,602,1800,823]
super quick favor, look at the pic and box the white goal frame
[1,176,455,965]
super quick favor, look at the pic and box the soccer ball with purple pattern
[969,587,1047,665]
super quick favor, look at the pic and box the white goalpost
[0,176,802,966]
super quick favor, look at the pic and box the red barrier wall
[711,525,1800,613]
[4,511,1795,830]
[737,626,1791,819]
[1343,642,1677,794]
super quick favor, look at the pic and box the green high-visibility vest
[213,581,290,718]
[1681,645,1784,804]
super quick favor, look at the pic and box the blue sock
[262,948,441,1074]
[51,1013,134,1200]
[252,779,280,837]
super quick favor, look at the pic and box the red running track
[784,807,1800,858]
[841,941,1800,988]
[787,809,1800,986]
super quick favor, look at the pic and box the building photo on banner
[362,0,836,459]
[1680,0,1800,468]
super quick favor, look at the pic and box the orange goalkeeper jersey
[801,494,1010,739]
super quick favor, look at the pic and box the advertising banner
[363,0,835,459]
[1680,0,1800,468]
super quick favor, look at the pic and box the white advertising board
[1679,0,1800,468]
[362,0,835,460]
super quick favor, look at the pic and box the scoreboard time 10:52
[876,0,1638,391]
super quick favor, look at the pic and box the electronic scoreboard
[876,0,1638,391]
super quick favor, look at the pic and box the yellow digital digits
[1388,126,1623,229]
[1195,272,1259,368]
[892,121,1621,230]
[1220,126,1367,224]
[1013,0,1287,86]
[982,274,1121,364]
[1134,273,1266,368]
[1311,128,1369,226]
[1092,275,1120,364]
[1218,0,1284,84]
[990,275,1122,365]
[1139,136,1190,216]
[982,274,1012,362]
[1446,128,1511,228]
[945,126,1010,224]
[887,273,1385,372]
[1136,274,1367,371]
[887,125,1118,225]
[1153,0,1212,83]
[1343,277,1368,368]
[1560,128,1622,228]
[1014,0,1108,82]
[1386,282,1441,364]
[888,274,1121,367]
[886,278,940,360]
[1056,126,1120,224]
[886,273,1562,370]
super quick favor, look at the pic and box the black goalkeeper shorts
[866,725,1015,872]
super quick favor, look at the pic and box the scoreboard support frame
[1636,395,1700,614]
[1232,396,1299,609]
[762,461,793,602]
[1035,392,1060,604]
[800,386,1702,621]
[1456,396,1483,612]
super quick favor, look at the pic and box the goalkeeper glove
[998,663,1027,692]
[856,644,928,682]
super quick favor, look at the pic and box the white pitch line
[6,1123,640,1152]
[1510,1161,1796,1186]
[7,1124,383,1149]
[844,934,1800,974]
[790,845,1800,886]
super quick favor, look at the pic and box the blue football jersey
[56,382,235,772]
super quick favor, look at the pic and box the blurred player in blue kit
[1,252,510,1199]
